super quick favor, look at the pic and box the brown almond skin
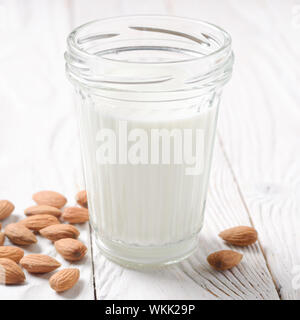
[0,246,24,263]
[0,258,25,284]
[19,214,60,231]
[219,226,258,246]
[20,254,61,274]
[76,190,88,208]
[55,238,87,261]
[0,200,15,220]
[24,205,62,218]
[5,223,37,246]
[62,207,89,224]
[0,232,5,246]
[40,224,80,241]
[32,191,67,209]
[207,250,243,271]
[49,268,80,292]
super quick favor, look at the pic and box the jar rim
[65,15,234,101]
[67,15,232,65]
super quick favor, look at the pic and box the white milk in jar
[65,16,233,267]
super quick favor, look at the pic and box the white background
[0,0,299,300]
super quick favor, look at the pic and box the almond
[219,226,258,246]
[0,200,14,220]
[0,232,4,246]
[54,238,87,261]
[5,223,37,246]
[0,222,2,230]
[32,191,67,209]
[0,258,25,284]
[20,254,61,274]
[19,214,60,231]
[24,205,61,218]
[76,190,88,208]
[49,268,80,292]
[62,207,89,224]
[0,246,24,263]
[40,224,80,241]
[207,250,243,271]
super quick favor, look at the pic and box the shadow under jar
[65,16,234,268]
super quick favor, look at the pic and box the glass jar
[65,16,233,268]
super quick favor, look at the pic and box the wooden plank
[71,0,168,25]
[0,0,94,299]
[216,1,300,299]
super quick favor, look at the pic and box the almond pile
[0,190,88,293]
[1,188,258,290]
[207,226,258,271]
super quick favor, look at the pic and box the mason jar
[65,16,233,268]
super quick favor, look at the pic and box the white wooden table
[0,0,299,300]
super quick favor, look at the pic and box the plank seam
[89,223,98,300]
